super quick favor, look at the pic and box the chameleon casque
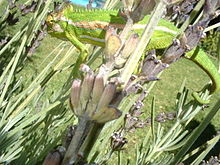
[46,4,220,104]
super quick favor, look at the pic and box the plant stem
[120,0,168,85]
[62,117,103,165]
[217,34,220,72]
[62,117,92,165]
[145,122,180,162]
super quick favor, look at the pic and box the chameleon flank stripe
[58,16,178,46]
[60,16,178,34]
[46,4,220,104]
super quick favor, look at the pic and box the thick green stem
[80,123,104,159]
[62,117,93,165]
[62,117,103,165]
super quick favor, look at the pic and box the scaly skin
[185,48,220,104]
[46,4,220,104]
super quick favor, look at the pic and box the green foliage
[0,0,77,164]
[201,31,220,58]
[1,0,220,164]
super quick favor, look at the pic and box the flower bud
[79,72,95,114]
[121,33,139,59]
[42,147,65,165]
[92,106,122,123]
[91,72,105,104]
[70,79,81,116]
[122,0,141,12]
[104,28,121,62]
[105,26,117,41]
[42,152,61,165]
[114,56,127,68]
[115,33,139,68]
[86,72,105,117]
[96,82,116,111]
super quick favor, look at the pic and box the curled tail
[185,47,220,104]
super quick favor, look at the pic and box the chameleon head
[46,12,66,39]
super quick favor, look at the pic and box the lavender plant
[1,0,220,165]
[42,0,220,164]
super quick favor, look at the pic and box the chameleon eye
[46,15,55,26]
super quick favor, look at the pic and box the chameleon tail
[192,91,210,104]
[185,47,220,104]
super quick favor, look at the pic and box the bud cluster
[110,131,128,151]
[201,155,220,165]
[70,65,122,124]
[168,0,199,24]
[121,0,156,23]
[104,26,140,69]
[124,90,176,132]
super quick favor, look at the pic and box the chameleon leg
[65,30,89,77]
[185,47,220,104]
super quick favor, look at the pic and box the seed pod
[104,32,122,62]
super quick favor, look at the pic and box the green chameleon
[46,4,220,104]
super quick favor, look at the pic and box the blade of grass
[190,134,220,165]
[171,99,220,165]
[151,96,156,144]
[120,0,169,85]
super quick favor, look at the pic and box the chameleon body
[46,5,220,104]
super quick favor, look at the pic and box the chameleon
[46,4,220,104]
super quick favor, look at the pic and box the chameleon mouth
[52,24,64,32]
[47,29,53,33]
